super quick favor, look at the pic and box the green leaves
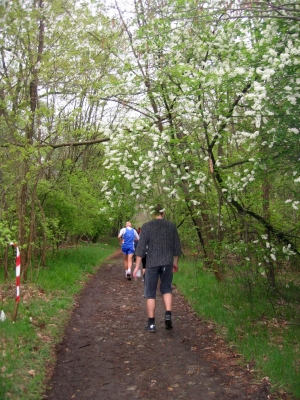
[1,0,300,284]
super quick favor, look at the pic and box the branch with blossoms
[180,1,300,22]
[211,160,300,256]
[1,138,110,148]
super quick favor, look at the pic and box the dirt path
[44,252,274,400]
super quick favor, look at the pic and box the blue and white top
[118,227,139,251]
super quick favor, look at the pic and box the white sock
[128,269,131,275]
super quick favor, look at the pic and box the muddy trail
[44,251,278,400]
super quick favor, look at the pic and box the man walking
[133,204,181,332]
[118,221,139,280]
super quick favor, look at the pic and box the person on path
[118,221,139,280]
[133,204,181,332]
[133,228,139,262]
[141,247,147,282]
[137,227,147,282]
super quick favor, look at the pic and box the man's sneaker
[165,315,173,330]
[126,273,131,281]
[145,323,156,333]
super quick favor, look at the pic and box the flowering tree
[1,0,299,289]
[102,0,300,285]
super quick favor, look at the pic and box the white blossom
[268,49,277,57]
[190,199,199,205]
[283,244,295,255]
[235,67,245,74]
[288,128,299,134]
[287,95,297,105]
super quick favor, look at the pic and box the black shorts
[144,265,173,299]
[142,255,147,269]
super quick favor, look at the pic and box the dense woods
[1,0,300,303]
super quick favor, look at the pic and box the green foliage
[1,1,300,395]
[0,0,128,272]
[0,220,17,246]
[96,0,300,302]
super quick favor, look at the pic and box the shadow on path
[44,253,272,400]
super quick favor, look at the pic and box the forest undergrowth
[0,243,299,399]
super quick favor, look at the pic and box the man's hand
[133,265,139,279]
[133,256,142,279]
[172,264,178,273]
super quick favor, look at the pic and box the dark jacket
[135,219,181,268]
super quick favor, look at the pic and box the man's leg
[146,298,156,318]
[124,254,128,272]
[144,267,159,332]
[163,293,173,329]
[145,299,156,332]
[127,253,133,271]
[160,266,173,330]
[126,253,132,280]
[163,293,172,311]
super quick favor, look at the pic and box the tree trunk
[262,171,276,288]
[19,0,45,279]
[4,245,9,281]
[180,182,222,281]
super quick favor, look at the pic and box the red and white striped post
[11,242,21,321]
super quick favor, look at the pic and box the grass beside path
[173,258,300,400]
[1,244,299,399]
[0,240,118,400]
